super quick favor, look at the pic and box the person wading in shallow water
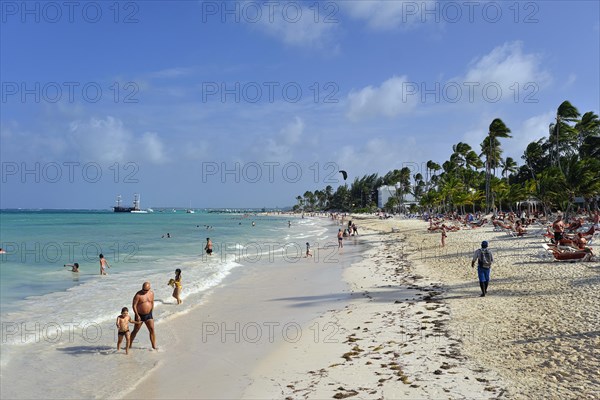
[205,238,213,256]
[471,241,493,297]
[99,254,110,275]
[130,282,158,350]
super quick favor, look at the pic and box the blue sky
[1,0,599,209]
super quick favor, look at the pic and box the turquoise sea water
[0,209,336,398]
[0,210,321,309]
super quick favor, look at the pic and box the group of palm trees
[294,100,600,216]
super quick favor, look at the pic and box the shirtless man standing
[552,215,565,243]
[129,282,158,350]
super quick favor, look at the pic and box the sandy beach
[121,225,365,399]
[125,216,599,399]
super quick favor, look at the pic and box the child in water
[99,254,110,275]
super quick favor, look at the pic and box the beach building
[377,185,418,210]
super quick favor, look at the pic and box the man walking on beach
[471,241,493,297]
[130,282,158,350]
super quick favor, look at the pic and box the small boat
[186,200,195,213]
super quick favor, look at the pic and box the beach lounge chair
[588,232,599,246]
[543,244,594,262]
[505,229,517,237]
[539,243,556,260]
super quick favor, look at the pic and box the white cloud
[183,142,210,161]
[249,116,305,162]
[280,116,303,145]
[141,132,167,164]
[343,0,436,30]
[69,117,131,162]
[346,75,418,120]
[0,123,68,162]
[346,42,552,120]
[246,1,338,49]
[334,137,423,178]
[68,116,168,164]
[504,111,554,159]
[460,111,555,163]
[460,41,552,100]
[149,67,193,79]
[563,73,577,89]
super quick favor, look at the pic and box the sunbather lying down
[492,219,513,230]
[469,218,488,228]
[566,218,585,232]
[427,223,460,232]
[548,244,595,262]
[559,232,595,247]
[514,221,528,236]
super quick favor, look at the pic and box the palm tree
[314,190,326,210]
[324,185,333,208]
[561,155,600,217]
[576,111,600,160]
[575,111,600,148]
[303,191,315,211]
[465,189,485,213]
[550,100,580,170]
[465,150,483,171]
[413,173,425,201]
[295,195,304,211]
[483,118,512,212]
[439,176,463,212]
[451,142,471,169]
[383,168,410,212]
[426,160,441,191]
[490,178,509,211]
[501,157,518,181]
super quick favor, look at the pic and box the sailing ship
[113,194,147,213]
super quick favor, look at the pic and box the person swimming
[64,262,79,272]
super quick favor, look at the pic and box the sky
[1,0,599,209]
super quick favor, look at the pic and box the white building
[377,186,417,209]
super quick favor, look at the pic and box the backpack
[479,249,492,268]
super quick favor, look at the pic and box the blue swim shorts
[477,266,491,282]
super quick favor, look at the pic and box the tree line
[293,100,600,216]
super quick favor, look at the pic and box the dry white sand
[244,216,597,399]
[387,217,600,399]
[243,219,505,399]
